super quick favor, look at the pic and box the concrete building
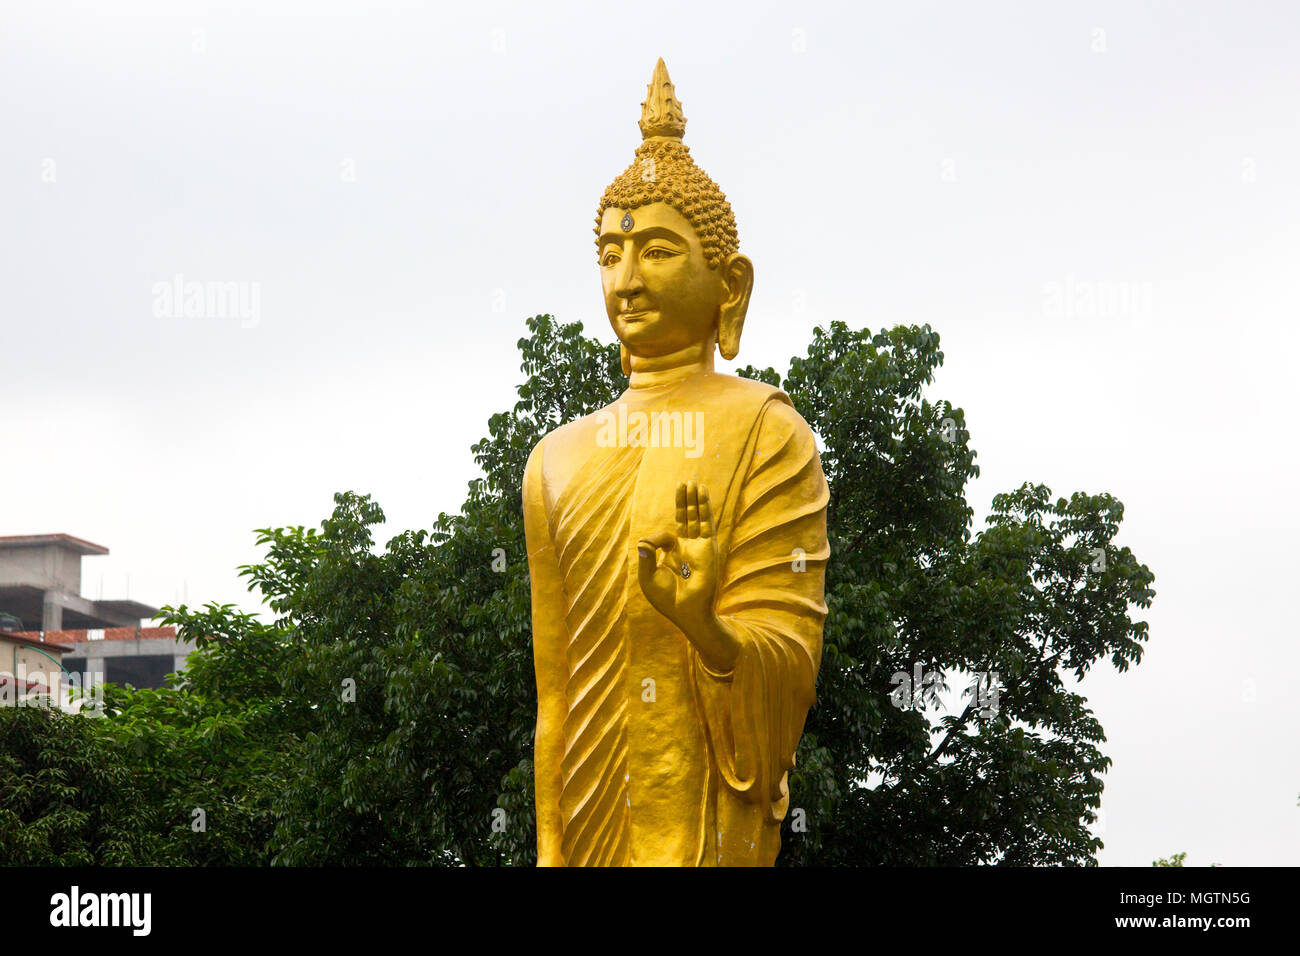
[0,534,158,632]
[42,626,195,690]
[0,628,71,701]
[0,533,193,691]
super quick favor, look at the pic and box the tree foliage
[0,315,1153,866]
[740,323,1154,865]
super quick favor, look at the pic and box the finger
[636,543,661,593]
[686,480,700,537]
[637,544,678,608]
[675,483,688,537]
[638,532,677,558]
[699,485,714,538]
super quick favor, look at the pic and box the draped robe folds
[523,371,829,866]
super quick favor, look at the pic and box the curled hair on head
[595,140,738,270]
[594,60,739,270]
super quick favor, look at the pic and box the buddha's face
[598,202,728,358]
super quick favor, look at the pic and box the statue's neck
[627,343,714,389]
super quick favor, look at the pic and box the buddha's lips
[620,310,651,320]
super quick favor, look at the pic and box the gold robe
[523,371,829,866]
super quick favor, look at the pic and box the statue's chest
[540,403,743,554]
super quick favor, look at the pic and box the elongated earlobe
[716,254,754,360]
[620,344,631,376]
[717,323,742,360]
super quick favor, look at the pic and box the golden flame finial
[638,57,687,140]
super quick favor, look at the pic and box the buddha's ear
[620,344,631,376]
[716,253,754,361]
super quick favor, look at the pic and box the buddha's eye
[600,250,621,267]
[643,246,678,261]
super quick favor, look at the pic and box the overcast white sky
[2,0,1297,866]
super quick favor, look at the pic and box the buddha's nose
[614,260,645,300]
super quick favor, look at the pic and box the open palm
[636,480,719,631]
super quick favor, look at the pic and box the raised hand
[636,480,740,673]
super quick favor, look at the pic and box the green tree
[256,317,623,865]
[0,702,168,865]
[95,602,305,865]
[744,323,1155,865]
[1,603,306,866]
[237,315,1152,865]
[0,314,1155,866]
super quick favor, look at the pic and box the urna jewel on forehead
[595,58,739,269]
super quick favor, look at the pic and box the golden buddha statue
[522,59,830,866]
